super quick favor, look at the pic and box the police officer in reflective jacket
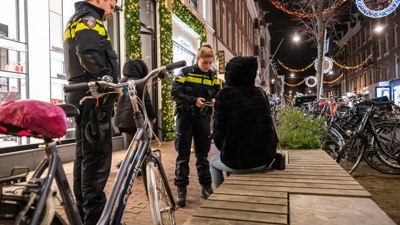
[171,43,220,207]
[63,0,118,224]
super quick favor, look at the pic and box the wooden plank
[231,171,351,177]
[230,174,355,181]
[208,194,288,206]
[193,208,288,224]
[184,217,276,225]
[283,168,346,172]
[227,176,359,185]
[287,164,340,167]
[220,184,371,198]
[288,162,338,165]
[224,179,365,190]
[202,200,288,214]
[214,188,287,198]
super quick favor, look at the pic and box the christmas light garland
[269,0,348,18]
[157,0,207,141]
[125,0,142,60]
[278,60,316,72]
[173,0,207,45]
[331,55,372,69]
[323,74,343,83]
[284,78,306,86]
[157,0,174,141]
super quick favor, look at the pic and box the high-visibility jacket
[63,1,119,83]
[171,64,220,106]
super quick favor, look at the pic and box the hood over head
[122,59,148,79]
[225,56,258,87]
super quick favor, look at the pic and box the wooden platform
[183,150,394,225]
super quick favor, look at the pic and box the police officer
[63,0,119,224]
[171,43,220,207]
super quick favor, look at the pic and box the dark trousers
[174,111,212,187]
[67,94,113,225]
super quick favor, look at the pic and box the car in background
[293,95,317,110]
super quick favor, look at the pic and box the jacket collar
[75,1,105,19]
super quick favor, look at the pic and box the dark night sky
[259,0,344,96]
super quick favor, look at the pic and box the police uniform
[63,2,119,224]
[171,64,220,188]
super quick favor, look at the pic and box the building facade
[331,11,400,103]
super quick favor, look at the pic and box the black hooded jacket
[213,57,277,169]
[115,60,156,130]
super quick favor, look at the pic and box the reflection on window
[187,0,198,11]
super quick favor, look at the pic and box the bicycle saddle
[0,100,69,138]
[57,104,80,117]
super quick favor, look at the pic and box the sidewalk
[55,141,219,225]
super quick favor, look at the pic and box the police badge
[83,16,96,29]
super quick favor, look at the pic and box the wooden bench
[184,150,396,225]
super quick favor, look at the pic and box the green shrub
[275,106,326,149]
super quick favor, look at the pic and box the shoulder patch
[82,16,96,29]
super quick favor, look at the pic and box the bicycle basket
[0,100,68,138]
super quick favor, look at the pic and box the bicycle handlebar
[63,60,187,93]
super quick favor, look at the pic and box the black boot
[176,186,187,207]
[201,184,213,199]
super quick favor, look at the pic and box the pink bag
[319,102,325,107]
[0,100,68,138]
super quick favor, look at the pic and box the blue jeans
[210,153,267,189]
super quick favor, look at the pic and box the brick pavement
[54,141,219,225]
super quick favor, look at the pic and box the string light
[284,78,306,86]
[279,60,316,72]
[331,55,372,69]
[323,74,343,83]
[269,0,348,18]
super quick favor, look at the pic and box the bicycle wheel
[364,146,400,174]
[323,128,345,160]
[373,122,400,160]
[0,201,67,225]
[336,134,366,174]
[146,160,176,225]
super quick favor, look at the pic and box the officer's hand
[196,98,206,108]
[151,118,156,124]
[210,98,215,108]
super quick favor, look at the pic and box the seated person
[211,56,277,189]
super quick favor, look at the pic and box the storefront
[392,80,400,106]
[0,0,123,148]
[171,14,200,73]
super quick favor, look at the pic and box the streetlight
[289,91,292,93]
[291,73,294,77]
[293,33,300,42]
[375,25,383,32]
[329,71,333,74]
[309,90,311,93]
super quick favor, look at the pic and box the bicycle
[335,100,400,175]
[0,60,186,225]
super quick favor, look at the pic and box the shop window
[385,34,389,54]
[216,0,220,37]
[187,0,198,11]
[378,40,382,58]
[223,3,227,44]
[239,29,241,55]
[394,23,398,47]
[228,13,232,49]
[396,54,399,79]
[364,27,367,44]
[235,23,238,54]
[140,0,155,31]
[0,0,27,147]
